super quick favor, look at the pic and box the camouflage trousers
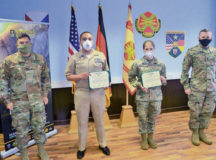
[188,91,216,130]
[11,100,47,150]
[136,101,161,134]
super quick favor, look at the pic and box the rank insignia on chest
[166,31,185,58]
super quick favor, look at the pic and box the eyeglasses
[82,38,92,41]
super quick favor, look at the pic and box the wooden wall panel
[52,79,189,124]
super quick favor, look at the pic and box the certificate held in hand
[88,71,110,90]
[141,71,161,88]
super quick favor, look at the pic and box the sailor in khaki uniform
[65,32,110,159]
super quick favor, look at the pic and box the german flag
[96,5,112,107]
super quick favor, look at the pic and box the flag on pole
[68,6,80,57]
[123,4,137,95]
[96,5,112,107]
[68,5,80,93]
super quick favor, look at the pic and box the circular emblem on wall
[135,11,161,38]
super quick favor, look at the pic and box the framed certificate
[88,71,110,90]
[141,71,161,88]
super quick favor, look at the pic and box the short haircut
[143,40,155,49]
[199,28,211,35]
[80,31,92,40]
[17,33,31,41]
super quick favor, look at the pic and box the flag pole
[118,1,137,128]
[126,89,129,106]
[95,1,113,129]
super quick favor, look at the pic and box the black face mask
[199,39,212,47]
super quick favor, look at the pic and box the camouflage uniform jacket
[181,45,216,92]
[0,52,51,105]
[128,56,166,101]
[65,49,109,89]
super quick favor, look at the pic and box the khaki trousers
[74,88,106,151]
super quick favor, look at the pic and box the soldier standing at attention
[181,29,216,146]
[65,31,110,159]
[128,40,166,150]
[0,33,51,160]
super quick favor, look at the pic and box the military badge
[94,57,102,62]
[135,11,161,38]
[166,31,185,58]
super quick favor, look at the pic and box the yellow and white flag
[123,4,137,95]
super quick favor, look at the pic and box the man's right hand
[79,72,90,80]
[185,88,191,95]
[6,103,13,110]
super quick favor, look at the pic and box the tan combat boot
[38,144,50,160]
[20,149,29,160]
[199,128,212,145]
[192,128,200,146]
[148,133,157,149]
[141,133,148,150]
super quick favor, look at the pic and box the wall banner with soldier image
[0,19,57,159]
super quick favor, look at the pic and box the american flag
[166,35,174,52]
[68,6,79,58]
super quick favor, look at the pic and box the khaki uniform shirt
[181,45,216,92]
[65,49,109,89]
[129,56,166,101]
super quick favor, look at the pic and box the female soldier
[128,40,166,150]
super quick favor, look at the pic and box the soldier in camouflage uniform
[129,40,166,150]
[181,29,216,146]
[0,33,51,160]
